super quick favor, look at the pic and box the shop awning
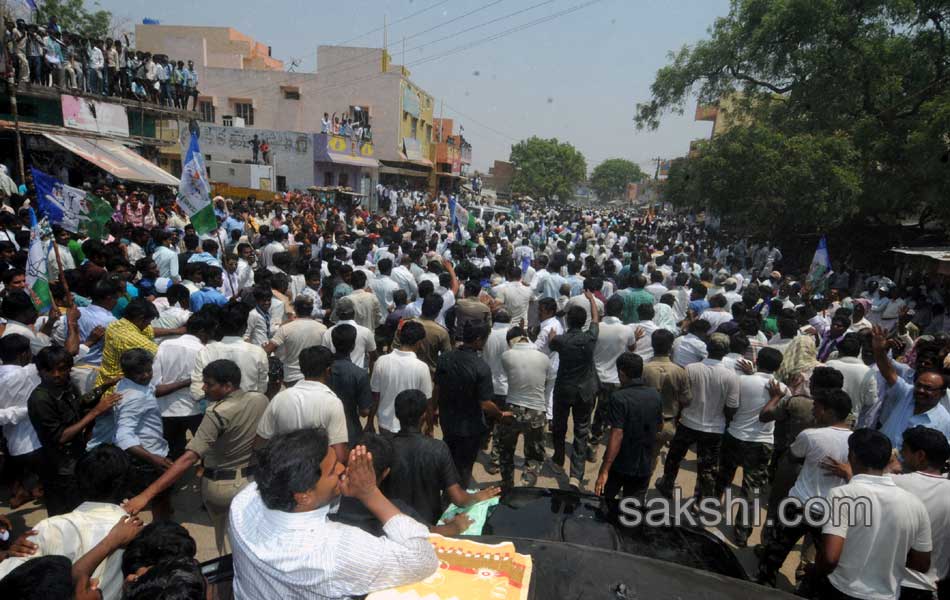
[43,133,180,186]
[379,165,430,178]
[320,153,379,169]
[889,247,950,262]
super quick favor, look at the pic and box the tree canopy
[589,158,646,202]
[636,0,950,233]
[509,137,587,201]
[37,0,112,39]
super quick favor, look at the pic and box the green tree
[664,125,862,236]
[37,0,112,39]
[589,158,646,202]
[636,0,950,231]
[509,136,587,201]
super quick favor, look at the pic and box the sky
[90,0,729,174]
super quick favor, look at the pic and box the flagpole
[9,82,26,185]
[50,239,73,307]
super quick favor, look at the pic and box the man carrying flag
[806,236,833,294]
[178,131,217,234]
[25,208,50,311]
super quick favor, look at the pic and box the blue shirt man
[878,377,950,452]
[190,285,228,313]
[114,379,169,459]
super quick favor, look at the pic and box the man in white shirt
[0,334,43,506]
[716,347,787,547]
[338,271,382,332]
[370,258,401,318]
[590,296,639,447]
[671,320,710,367]
[534,298,563,421]
[260,230,287,269]
[153,313,209,459]
[369,321,432,434]
[825,333,878,427]
[495,266,534,327]
[756,389,853,586]
[0,446,134,600]
[151,231,179,281]
[631,303,660,362]
[256,346,349,463]
[263,296,328,386]
[700,294,733,333]
[191,303,269,398]
[391,255,419,301]
[645,271,668,303]
[499,326,554,489]
[891,426,950,600]
[817,429,932,600]
[323,299,377,369]
[656,334,739,502]
[229,429,438,599]
[481,313,512,472]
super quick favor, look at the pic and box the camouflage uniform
[716,432,773,541]
[497,404,547,488]
[656,423,722,500]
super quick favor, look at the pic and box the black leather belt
[203,466,255,481]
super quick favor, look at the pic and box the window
[277,175,287,192]
[198,101,215,123]
[339,173,349,188]
[283,89,300,100]
[222,115,233,127]
[411,117,418,139]
[234,102,254,126]
[426,124,432,143]
[324,171,335,186]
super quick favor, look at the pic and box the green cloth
[621,287,654,324]
[763,316,779,337]
[438,492,500,536]
[67,239,85,264]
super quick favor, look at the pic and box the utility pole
[652,156,664,180]
[10,83,25,185]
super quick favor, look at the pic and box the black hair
[815,388,853,420]
[0,333,31,363]
[186,310,216,336]
[300,346,334,379]
[637,302,655,321]
[421,294,443,318]
[837,333,862,357]
[76,444,130,504]
[35,345,73,372]
[777,316,798,339]
[729,333,750,355]
[394,389,428,430]
[377,257,393,275]
[331,323,357,356]
[254,428,330,512]
[393,289,408,306]
[1,289,37,322]
[90,278,121,302]
[616,352,644,379]
[355,433,394,481]
[121,521,197,576]
[124,297,160,323]
[400,320,426,346]
[351,270,368,289]
[418,279,435,298]
[167,284,191,307]
[651,329,674,356]
[506,326,526,342]
[848,428,892,470]
[756,347,783,373]
[0,556,73,599]
[120,348,153,379]
[538,297,557,315]
[202,264,223,284]
[123,557,207,600]
[202,359,242,388]
[461,321,489,344]
[566,305,587,329]
[463,279,481,298]
[605,294,624,317]
[903,426,950,469]
[810,366,844,391]
[293,295,314,317]
[219,302,251,337]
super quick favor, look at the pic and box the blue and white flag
[31,167,83,232]
[20,0,37,11]
[178,132,216,234]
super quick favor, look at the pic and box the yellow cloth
[367,535,532,600]
[94,319,157,387]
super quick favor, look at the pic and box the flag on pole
[20,0,38,10]
[807,236,833,292]
[26,208,50,311]
[30,167,115,239]
[178,131,217,234]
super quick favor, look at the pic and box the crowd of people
[0,181,946,600]
[1,17,198,109]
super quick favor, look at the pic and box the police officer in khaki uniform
[121,359,268,555]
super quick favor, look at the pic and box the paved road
[0,421,803,591]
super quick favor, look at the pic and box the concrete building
[484,160,515,199]
[136,24,441,196]
[433,118,472,194]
